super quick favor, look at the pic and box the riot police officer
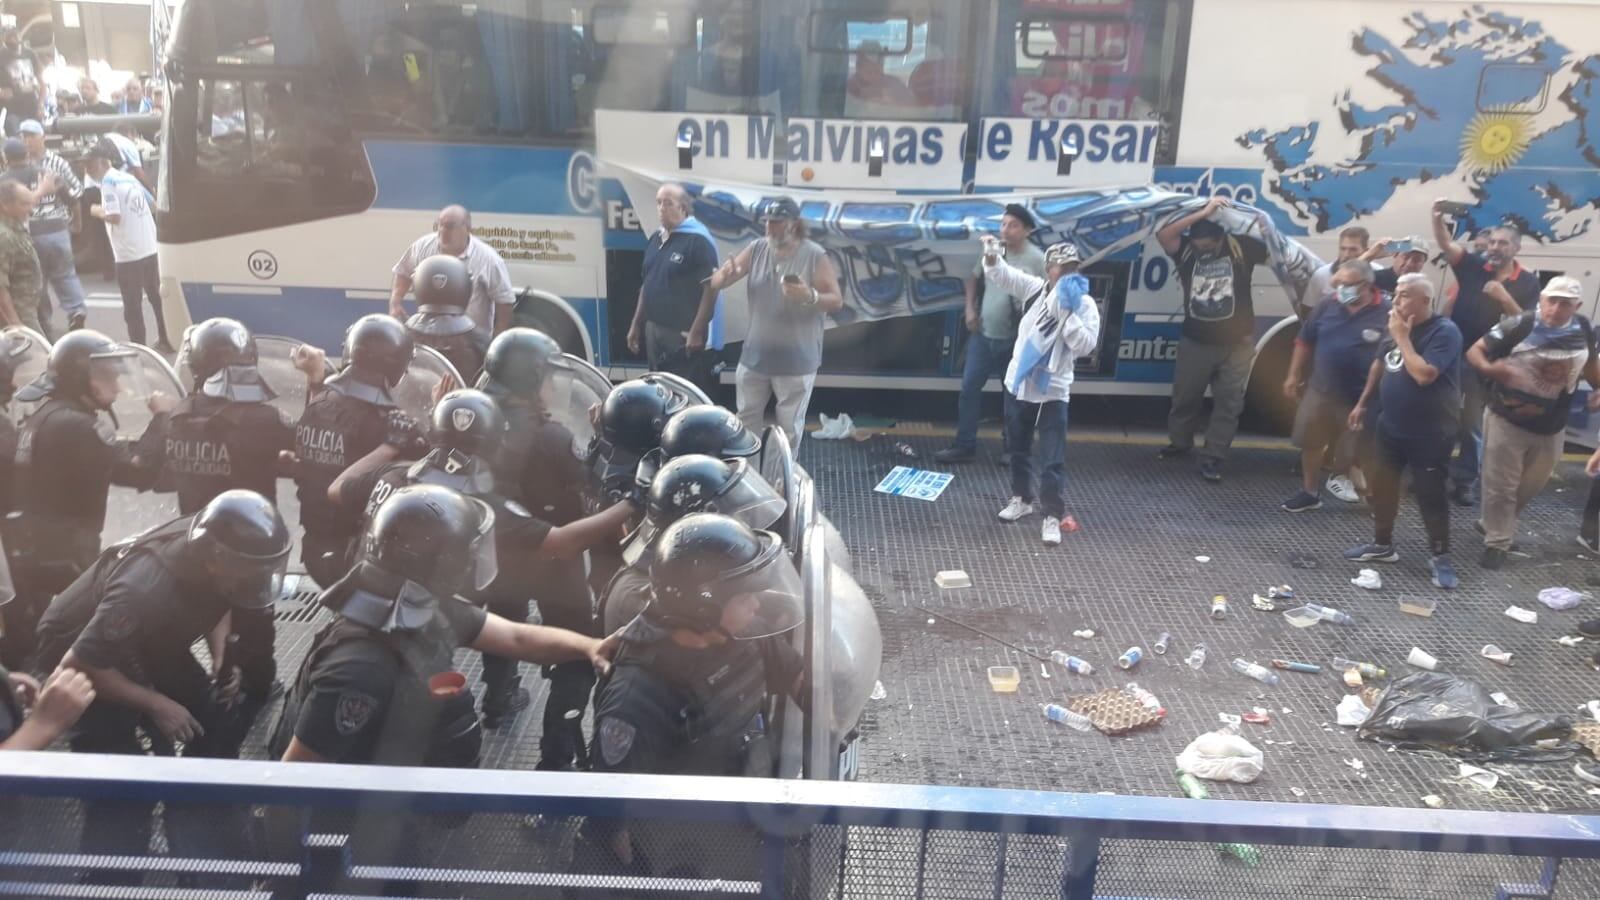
[587,375,693,507]
[658,403,761,461]
[476,327,605,767]
[1,329,171,670]
[601,453,786,633]
[35,490,291,879]
[328,388,636,756]
[292,314,424,587]
[404,254,487,380]
[271,483,616,767]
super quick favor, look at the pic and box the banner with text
[975,118,1161,189]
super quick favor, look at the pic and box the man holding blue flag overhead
[979,237,1101,547]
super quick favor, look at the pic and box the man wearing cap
[1467,275,1600,569]
[936,204,1046,464]
[18,120,86,334]
[706,197,842,447]
[0,179,42,333]
[1155,195,1270,483]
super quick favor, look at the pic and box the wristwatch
[807,287,819,306]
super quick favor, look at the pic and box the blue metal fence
[3,751,1599,898]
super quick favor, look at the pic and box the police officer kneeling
[34,490,291,876]
[271,483,615,767]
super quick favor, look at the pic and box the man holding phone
[1432,200,1541,506]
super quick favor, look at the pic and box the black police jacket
[410,330,486,386]
[495,404,593,620]
[150,393,295,515]
[293,388,391,540]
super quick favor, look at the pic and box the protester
[19,120,87,334]
[979,239,1101,545]
[1467,276,1600,569]
[0,28,41,135]
[705,197,842,448]
[936,204,1045,464]
[1304,226,1369,315]
[0,179,42,333]
[118,78,151,115]
[1281,260,1389,512]
[1365,236,1432,295]
[626,182,721,395]
[78,78,114,115]
[86,139,173,352]
[1345,273,1462,589]
[1155,196,1269,483]
[389,204,515,342]
[1433,205,1541,507]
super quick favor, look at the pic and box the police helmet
[659,405,761,460]
[412,255,471,311]
[599,376,692,458]
[429,388,505,459]
[646,512,802,640]
[621,454,786,570]
[475,327,571,401]
[186,489,293,610]
[342,314,415,388]
[19,328,143,409]
[178,318,276,403]
[361,484,498,597]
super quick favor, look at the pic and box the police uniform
[599,565,652,635]
[411,330,486,386]
[152,392,294,514]
[293,386,399,586]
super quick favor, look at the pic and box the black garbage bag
[1357,671,1576,762]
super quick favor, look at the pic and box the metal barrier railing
[3,751,1599,899]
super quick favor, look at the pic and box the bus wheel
[513,291,590,362]
[1243,328,1298,436]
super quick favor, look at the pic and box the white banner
[782,118,965,191]
[595,110,777,185]
[975,118,1162,189]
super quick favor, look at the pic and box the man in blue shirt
[626,182,720,396]
[1344,273,1463,589]
[1281,260,1389,512]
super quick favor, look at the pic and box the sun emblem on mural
[1460,110,1532,174]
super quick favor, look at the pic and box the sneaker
[997,496,1034,522]
[1197,459,1222,483]
[481,686,531,729]
[1480,547,1506,570]
[1576,618,1600,639]
[933,446,975,464]
[1325,475,1359,503]
[1041,517,1062,545]
[67,312,85,332]
[1430,554,1459,590]
[1156,444,1191,460]
[1471,521,1523,552]
[1344,543,1399,563]
[1578,534,1600,555]
[1281,490,1322,513]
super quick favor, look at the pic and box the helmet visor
[88,349,147,406]
[621,464,787,571]
[206,540,292,611]
[717,534,804,640]
[465,496,499,592]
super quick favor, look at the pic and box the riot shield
[3,327,49,425]
[255,335,335,421]
[645,370,713,408]
[758,425,796,551]
[391,345,465,424]
[824,560,882,780]
[107,343,187,440]
[546,353,612,458]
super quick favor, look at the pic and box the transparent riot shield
[3,326,49,426]
[824,560,881,781]
[107,343,187,439]
[546,353,612,459]
[758,425,797,552]
[645,370,713,408]
[391,345,465,424]
[254,335,335,421]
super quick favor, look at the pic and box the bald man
[627,183,720,391]
[390,205,515,341]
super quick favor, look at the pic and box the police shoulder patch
[334,691,379,736]
[598,716,636,766]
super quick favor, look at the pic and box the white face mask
[1335,284,1365,306]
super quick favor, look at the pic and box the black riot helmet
[16,328,144,409]
[599,376,692,458]
[406,255,476,339]
[622,454,786,570]
[475,327,571,403]
[329,314,415,406]
[185,489,293,610]
[659,405,761,460]
[646,512,803,640]
[178,317,276,403]
[410,389,506,495]
[360,484,498,599]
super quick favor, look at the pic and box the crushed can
[1117,646,1143,670]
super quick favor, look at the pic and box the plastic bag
[1357,671,1574,762]
[814,413,855,440]
[1175,731,1264,783]
[1336,694,1372,727]
[1538,587,1590,611]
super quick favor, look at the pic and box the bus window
[590,0,765,116]
[983,0,1187,163]
[798,1,967,120]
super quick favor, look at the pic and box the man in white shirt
[389,205,515,341]
[979,239,1101,546]
[85,139,172,351]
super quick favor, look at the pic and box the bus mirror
[867,138,885,178]
[1057,135,1080,177]
[676,129,694,170]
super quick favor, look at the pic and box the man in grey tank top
[706,197,843,447]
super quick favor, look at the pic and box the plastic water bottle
[1050,650,1093,675]
[1231,658,1280,686]
[1124,682,1166,718]
[1305,603,1354,625]
[1331,657,1386,680]
[1185,643,1207,670]
[1040,703,1093,732]
[1153,632,1172,655]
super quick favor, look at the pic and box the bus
[156,0,1600,429]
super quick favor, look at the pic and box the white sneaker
[1326,474,1359,503]
[998,496,1034,522]
[1041,517,1062,545]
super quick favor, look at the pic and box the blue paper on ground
[874,466,954,502]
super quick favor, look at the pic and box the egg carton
[1572,721,1600,758]
[1067,687,1163,736]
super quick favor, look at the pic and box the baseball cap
[760,197,801,221]
[1002,203,1037,231]
[1398,237,1432,257]
[1044,242,1081,267]
[17,120,42,136]
[1543,275,1583,301]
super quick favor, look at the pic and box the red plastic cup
[428,671,466,698]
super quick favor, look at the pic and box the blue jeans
[1449,371,1486,488]
[954,335,1013,450]
[31,228,86,331]
[1004,392,1069,519]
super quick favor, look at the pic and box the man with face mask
[1433,206,1541,506]
[1281,260,1390,512]
[1304,226,1371,318]
[1155,196,1270,483]
[1467,277,1600,569]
